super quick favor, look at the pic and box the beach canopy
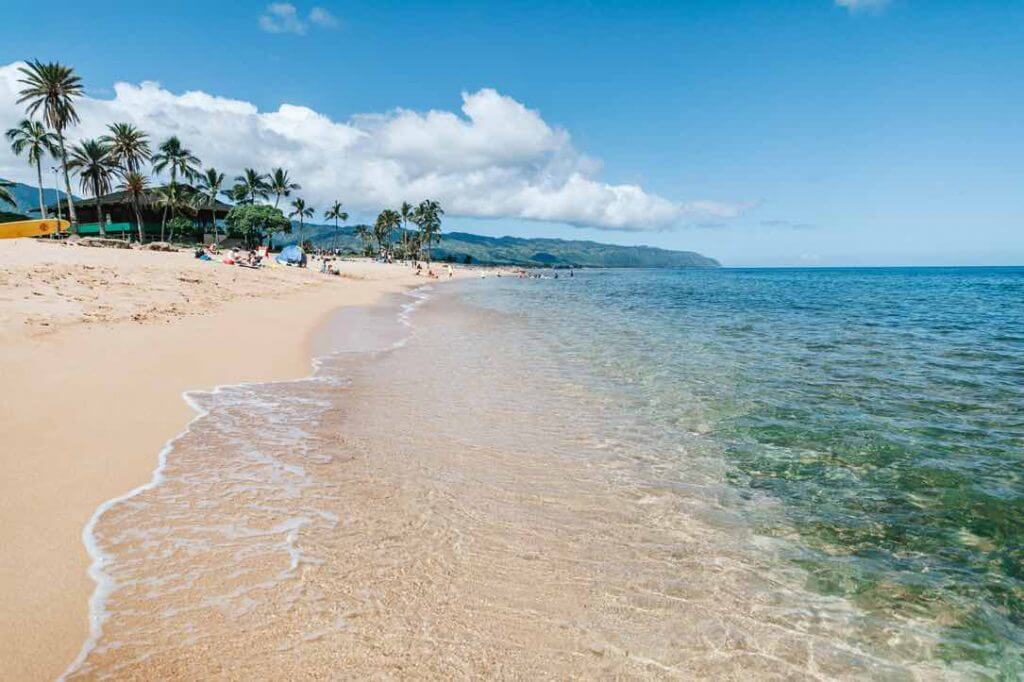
[276,245,304,265]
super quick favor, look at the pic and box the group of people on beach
[413,261,455,279]
[194,245,264,268]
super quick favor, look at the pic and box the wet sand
[62,285,947,679]
[0,238,473,679]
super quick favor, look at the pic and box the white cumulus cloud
[0,62,737,231]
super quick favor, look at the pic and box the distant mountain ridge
[2,179,718,268]
[0,178,75,218]
[284,224,720,268]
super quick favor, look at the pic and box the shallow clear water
[460,267,1024,675]
[68,267,1023,679]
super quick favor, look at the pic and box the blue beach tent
[276,245,305,266]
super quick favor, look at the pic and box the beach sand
[0,238,471,680]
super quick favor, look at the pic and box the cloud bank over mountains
[0,62,737,231]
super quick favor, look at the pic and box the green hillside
[2,178,718,267]
[0,179,75,218]
[281,223,719,268]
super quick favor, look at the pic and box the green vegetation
[269,168,300,208]
[16,60,82,229]
[196,168,226,245]
[233,168,270,205]
[101,123,150,174]
[289,198,314,244]
[3,57,716,267]
[283,224,720,268]
[224,203,290,248]
[323,200,348,249]
[67,139,117,236]
[6,119,58,218]
[117,171,149,242]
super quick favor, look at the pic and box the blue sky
[1,0,1021,266]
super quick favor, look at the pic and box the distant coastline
[278,220,721,268]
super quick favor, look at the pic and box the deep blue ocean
[461,266,1024,675]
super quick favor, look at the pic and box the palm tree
[154,183,196,241]
[6,119,58,219]
[154,183,195,242]
[151,136,200,184]
[289,198,314,246]
[67,139,117,237]
[399,200,415,262]
[152,136,200,237]
[196,168,226,245]
[16,60,83,230]
[0,180,15,207]
[324,200,348,250]
[101,123,151,174]
[375,209,401,260]
[413,199,444,263]
[354,225,371,255]
[226,183,250,205]
[234,168,270,205]
[406,229,423,261]
[268,168,300,208]
[118,171,149,243]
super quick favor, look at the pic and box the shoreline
[0,240,473,680]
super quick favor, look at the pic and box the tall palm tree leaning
[67,139,116,237]
[152,136,200,239]
[234,168,270,205]
[101,123,151,174]
[413,199,444,263]
[324,200,347,250]
[6,119,58,219]
[269,168,300,208]
[289,198,314,248]
[118,171,149,243]
[16,60,83,231]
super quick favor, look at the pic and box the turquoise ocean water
[458,266,1024,675]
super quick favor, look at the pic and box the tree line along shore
[1,59,445,261]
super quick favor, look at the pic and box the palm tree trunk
[135,202,144,243]
[211,203,218,246]
[56,131,77,232]
[95,179,105,237]
[34,160,48,220]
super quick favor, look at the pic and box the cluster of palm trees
[3,59,327,245]
[362,199,444,262]
[4,59,446,258]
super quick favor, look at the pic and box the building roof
[44,184,233,214]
